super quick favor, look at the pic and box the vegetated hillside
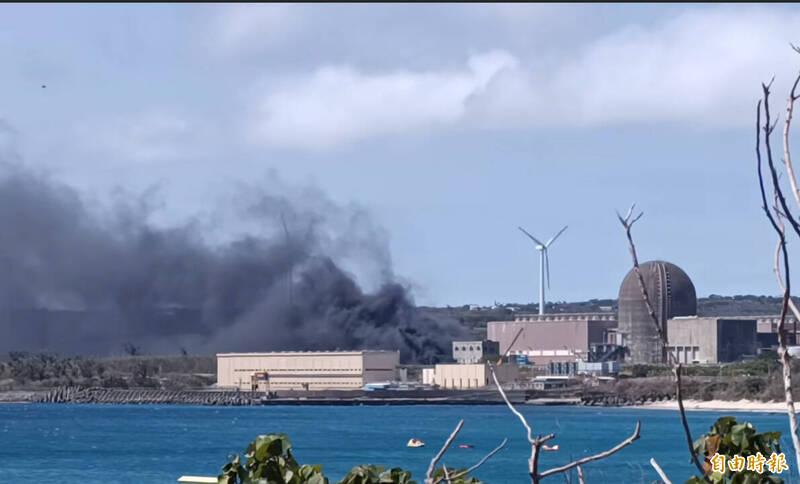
[428,295,792,340]
[0,353,216,391]
[697,294,787,316]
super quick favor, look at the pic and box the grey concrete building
[666,317,757,364]
[452,340,499,364]
[486,313,617,366]
[721,315,800,350]
[618,261,697,364]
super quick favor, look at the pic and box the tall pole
[539,248,545,315]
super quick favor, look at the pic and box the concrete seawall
[32,386,529,406]
[36,387,258,405]
[28,386,675,407]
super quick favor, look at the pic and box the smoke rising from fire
[0,162,467,363]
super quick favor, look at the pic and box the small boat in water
[458,444,473,449]
[406,438,425,448]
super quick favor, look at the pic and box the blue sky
[1,4,799,306]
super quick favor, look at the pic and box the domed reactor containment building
[618,260,697,364]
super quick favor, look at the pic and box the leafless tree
[487,359,640,483]
[616,206,706,479]
[756,74,800,473]
[649,458,672,484]
[424,418,508,484]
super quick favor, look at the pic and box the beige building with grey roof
[216,350,399,391]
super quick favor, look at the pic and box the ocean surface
[1,404,799,483]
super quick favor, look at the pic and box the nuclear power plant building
[487,313,618,365]
[618,260,698,363]
[666,317,757,364]
[488,259,761,367]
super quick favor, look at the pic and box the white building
[216,350,399,391]
[422,367,436,386]
[429,363,519,390]
[452,340,500,364]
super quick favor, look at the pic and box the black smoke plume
[0,163,467,363]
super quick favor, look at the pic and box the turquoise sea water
[0,404,798,483]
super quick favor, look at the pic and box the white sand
[639,399,789,413]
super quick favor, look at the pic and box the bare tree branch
[489,363,636,482]
[763,83,800,239]
[781,71,800,208]
[538,422,641,479]
[445,439,509,482]
[426,420,464,484]
[773,208,800,321]
[649,458,672,484]
[489,362,549,482]
[616,206,705,477]
[757,84,800,473]
[671,361,705,476]
[616,206,666,352]
[490,363,534,445]
[575,465,585,484]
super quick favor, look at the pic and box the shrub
[218,434,483,484]
[688,416,785,483]
[218,434,327,484]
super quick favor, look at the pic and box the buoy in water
[406,438,425,448]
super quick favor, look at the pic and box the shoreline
[635,399,790,414]
[0,388,792,413]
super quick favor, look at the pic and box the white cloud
[75,111,200,163]
[549,7,800,127]
[466,7,800,128]
[214,4,303,54]
[249,50,518,149]
[245,6,800,150]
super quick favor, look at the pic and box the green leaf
[713,416,738,435]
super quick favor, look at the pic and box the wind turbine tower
[518,225,568,315]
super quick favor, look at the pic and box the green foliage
[218,435,484,484]
[688,416,784,484]
[429,467,483,484]
[622,364,672,378]
[338,465,414,484]
[218,434,328,484]
[0,352,215,390]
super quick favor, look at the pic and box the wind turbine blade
[545,225,569,247]
[545,249,551,290]
[518,226,546,246]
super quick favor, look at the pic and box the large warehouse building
[666,317,757,364]
[216,350,400,391]
[486,312,618,365]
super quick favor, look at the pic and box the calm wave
[0,404,797,483]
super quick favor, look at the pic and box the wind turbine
[518,225,568,315]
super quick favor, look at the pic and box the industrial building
[452,340,499,363]
[736,315,800,348]
[216,350,399,391]
[484,258,767,367]
[666,317,757,364]
[486,313,618,366]
[618,261,697,364]
[427,362,520,390]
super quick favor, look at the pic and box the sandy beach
[639,399,790,413]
